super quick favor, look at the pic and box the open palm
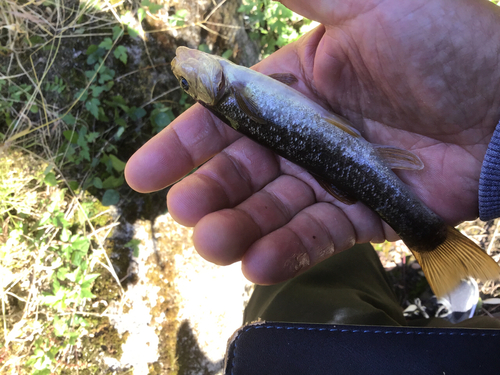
[125,0,500,284]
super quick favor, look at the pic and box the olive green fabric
[244,243,500,329]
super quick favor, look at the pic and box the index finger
[125,104,240,193]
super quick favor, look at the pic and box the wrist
[478,120,500,221]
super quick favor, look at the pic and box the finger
[167,137,281,227]
[124,104,240,193]
[241,201,358,284]
[278,0,365,24]
[192,174,317,265]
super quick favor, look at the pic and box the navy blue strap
[225,322,500,374]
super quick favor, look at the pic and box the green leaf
[109,154,126,172]
[176,9,189,18]
[68,180,79,192]
[83,273,100,283]
[72,237,90,253]
[30,104,39,113]
[128,106,146,120]
[125,239,141,257]
[91,85,106,97]
[198,44,210,53]
[102,189,120,206]
[102,174,124,189]
[71,251,84,266]
[56,267,69,281]
[93,177,103,189]
[40,211,51,225]
[112,25,123,40]
[148,3,163,14]
[115,118,127,127]
[80,288,96,298]
[115,126,125,139]
[137,7,146,23]
[98,37,113,50]
[85,98,101,118]
[221,49,233,59]
[113,45,128,64]
[86,44,98,55]
[74,88,88,102]
[63,130,78,143]
[127,25,139,38]
[62,113,76,125]
[86,131,100,142]
[44,172,58,186]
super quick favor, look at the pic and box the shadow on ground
[176,320,225,375]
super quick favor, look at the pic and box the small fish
[171,46,499,297]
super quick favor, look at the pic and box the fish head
[171,47,225,106]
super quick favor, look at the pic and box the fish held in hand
[171,46,499,297]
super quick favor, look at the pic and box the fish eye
[180,77,189,91]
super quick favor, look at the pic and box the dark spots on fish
[312,235,316,239]
[180,77,189,91]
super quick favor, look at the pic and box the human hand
[125,0,500,284]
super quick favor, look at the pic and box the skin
[125,0,500,285]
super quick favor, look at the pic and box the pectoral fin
[323,115,361,138]
[312,174,357,205]
[232,82,267,124]
[374,145,424,170]
[268,73,298,86]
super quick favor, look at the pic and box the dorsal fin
[373,145,424,170]
[268,73,298,86]
[322,115,361,138]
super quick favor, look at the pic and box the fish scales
[207,90,446,253]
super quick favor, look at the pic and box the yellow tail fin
[411,226,500,297]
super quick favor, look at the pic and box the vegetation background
[0,0,499,374]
